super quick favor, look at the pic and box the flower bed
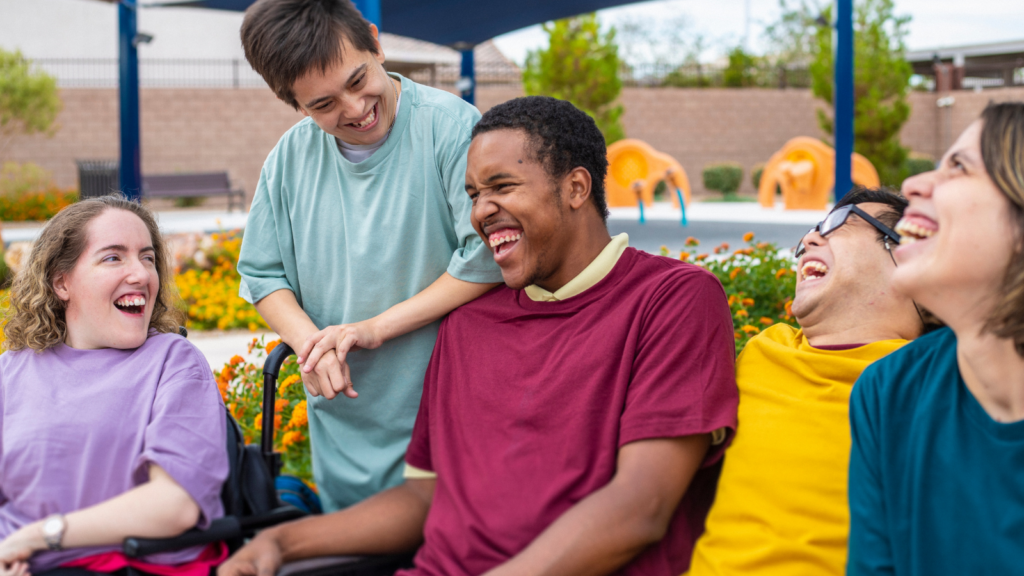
[173,231,267,332]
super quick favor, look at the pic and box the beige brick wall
[8,85,1022,204]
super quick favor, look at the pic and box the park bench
[142,172,246,212]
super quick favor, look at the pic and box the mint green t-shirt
[238,74,501,511]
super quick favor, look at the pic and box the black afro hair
[472,96,610,221]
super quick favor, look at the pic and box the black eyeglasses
[794,204,901,259]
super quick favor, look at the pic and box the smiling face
[791,202,903,328]
[53,209,160,350]
[291,26,398,146]
[466,129,587,290]
[893,120,1019,324]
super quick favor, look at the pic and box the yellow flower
[743,232,755,242]
[741,324,760,334]
[253,412,263,430]
[279,374,301,393]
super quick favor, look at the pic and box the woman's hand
[0,522,45,565]
[0,562,29,576]
[296,319,386,400]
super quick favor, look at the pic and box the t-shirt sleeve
[438,115,503,284]
[619,268,738,466]
[237,164,295,305]
[132,340,229,529]
[847,364,896,575]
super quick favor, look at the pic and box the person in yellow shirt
[688,188,929,576]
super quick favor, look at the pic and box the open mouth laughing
[488,227,523,264]
[348,102,380,132]
[114,293,147,316]
[800,259,829,282]
[895,216,937,245]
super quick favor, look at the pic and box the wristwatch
[41,514,66,551]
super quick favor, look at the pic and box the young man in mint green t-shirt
[237,0,501,511]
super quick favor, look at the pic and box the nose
[337,94,367,124]
[901,169,935,202]
[126,256,154,286]
[472,191,500,230]
[801,228,827,251]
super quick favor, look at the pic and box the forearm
[372,273,499,342]
[266,481,432,561]
[61,478,200,547]
[254,290,319,350]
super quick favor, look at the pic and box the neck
[534,216,612,293]
[801,312,915,348]
[953,318,1024,423]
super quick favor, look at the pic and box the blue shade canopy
[148,0,645,46]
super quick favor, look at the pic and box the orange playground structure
[758,137,880,210]
[605,139,692,208]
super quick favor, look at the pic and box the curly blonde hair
[3,196,184,352]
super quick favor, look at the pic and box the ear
[369,24,386,64]
[52,273,71,303]
[566,167,593,211]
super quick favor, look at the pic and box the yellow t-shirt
[687,324,906,576]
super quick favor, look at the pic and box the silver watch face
[43,517,63,537]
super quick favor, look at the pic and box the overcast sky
[492,0,1024,64]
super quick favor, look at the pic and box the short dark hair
[834,187,907,244]
[472,96,610,222]
[241,0,379,109]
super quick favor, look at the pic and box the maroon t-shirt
[400,248,739,576]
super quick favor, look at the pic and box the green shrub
[0,162,51,196]
[703,162,744,196]
[751,163,765,189]
[903,156,934,179]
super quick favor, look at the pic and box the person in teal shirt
[236,0,501,511]
[847,102,1024,575]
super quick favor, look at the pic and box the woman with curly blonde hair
[847,102,1024,575]
[0,196,228,576]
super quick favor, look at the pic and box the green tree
[723,47,760,88]
[524,14,625,144]
[810,0,913,186]
[0,49,62,159]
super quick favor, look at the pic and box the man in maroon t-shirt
[220,97,738,576]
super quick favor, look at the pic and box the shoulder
[854,327,956,411]
[265,117,325,163]
[627,249,726,303]
[405,78,481,135]
[445,284,515,323]
[142,332,215,383]
[740,323,799,357]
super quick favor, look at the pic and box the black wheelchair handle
[123,516,242,558]
[261,342,296,476]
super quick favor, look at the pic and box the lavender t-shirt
[0,332,228,571]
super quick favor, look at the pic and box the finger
[324,356,348,399]
[302,336,336,373]
[341,361,358,399]
[333,333,360,367]
[315,357,339,400]
[297,328,329,364]
[301,372,321,398]
[256,558,277,576]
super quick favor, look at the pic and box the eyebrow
[95,244,154,255]
[303,63,368,109]
[466,172,517,192]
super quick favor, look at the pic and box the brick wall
[7,85,1023,204]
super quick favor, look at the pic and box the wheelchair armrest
[122,516,242,558]
[238,505,307,531]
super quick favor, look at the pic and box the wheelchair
[118,340,415,576]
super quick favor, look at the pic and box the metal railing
[32,58,269,89]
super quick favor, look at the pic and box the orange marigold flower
[275,398,289,411]
[229,355,244,366]
[266,339,281,354]
[247,337,258,354]
[279,374,301,393]
[685,236,700,247]
[757,242,770,249]
[728,295,738,306]
[741,324,760,334]
[696,253,709,261]
[720,242,730,250]
[776,269,788,279]
[784,300,793,315]
[280,430,304,449]
[289,400,308,428]
[679,251,690,261]
[760,317,774,326]
[743,232,755,242]
[219,366,236,382]
[742,298,755,307]
[729,268,742,280]
[735,309,749,318]
[253,413,263,430]
[734,331,742,340]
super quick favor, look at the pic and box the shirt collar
[524,233,629,302]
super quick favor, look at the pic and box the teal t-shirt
[848,327,1024,575]
[238,74,502,511]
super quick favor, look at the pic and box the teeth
[353,106,376,128]
[800,261,829,280]
[489,233,522,248]
[115,296,146,308]
[895,219,936,244]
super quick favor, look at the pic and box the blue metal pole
[118,0,141,201]
[459,48,475,105]
[353,0,380,27]
[676,188,688,226]
[834,0,854,202]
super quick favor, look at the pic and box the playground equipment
[758,137,880,210]
[606,139,692,209]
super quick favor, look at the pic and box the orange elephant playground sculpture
[606,139,692,210]
[758,137,880,210]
